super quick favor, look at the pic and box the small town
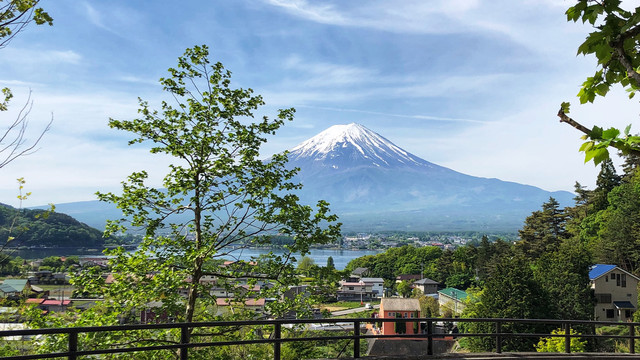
[4,0,640,359]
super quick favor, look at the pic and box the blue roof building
[590,264,639,321]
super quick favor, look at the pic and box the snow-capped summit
[288,123,434,170]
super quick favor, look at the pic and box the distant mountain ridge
[284,123,574,231]
[34,123,575,232]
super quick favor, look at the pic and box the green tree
[558,0,640,164]
[397,280,412,298]
[297,255,316,275]
[533,237,594,321]
[63,45,340,355]
[516,198,569,259]
[592,159,621,211]
[461,253,551,352]
[326,255,334,269]
[418,294,439,318]
[593,171,640,273]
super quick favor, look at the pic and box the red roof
[42,300,71,306]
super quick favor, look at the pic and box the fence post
[274,323,281,360]
[427,320,433,356]
[180,324,189,360]
[630,324,635,354]
[354,320,360,359]
[495,320,502,353]
[68,330,77,360]
[564,322,571,353]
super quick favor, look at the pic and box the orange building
[379,298,421,335]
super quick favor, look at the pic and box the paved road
[330,304,380,316]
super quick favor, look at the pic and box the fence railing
[0,317,638,359]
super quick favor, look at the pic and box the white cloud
[1,48,82,66]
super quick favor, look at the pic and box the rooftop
[380,298,420,312]
[439,287,468,301]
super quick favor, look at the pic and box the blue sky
[1,0,638,207]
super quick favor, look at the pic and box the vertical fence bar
[564,322,571,353]
[630,324,635,354]
[180,324,189,360]
[274,323,281,360]
[68,330,77,360]
[495,320,502,354]
[427,320,433,356]
[353,320,360,359]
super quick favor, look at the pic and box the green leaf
[602,128,620,139]
[560,102,571,114]
[590,126,604,140]
[579,141,594,152]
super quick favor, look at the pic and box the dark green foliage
[592,171,640,273]
[345,245,442,282]
[461,253,552,352]
[0,203,107,248]
[533,237,594,321]
[516,198,569,259]
[326,256,335,269]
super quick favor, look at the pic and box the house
[379,298,421,335]
[0,279,31,300]
[414,278,439,294]
[337,280,376,302]
[351,267,370,279]
[590,264,640,321]
[27,298,72,312]
[395,274,422,284]
[438,288,467,316]
[360,278,384,297]
[78,257,109,267]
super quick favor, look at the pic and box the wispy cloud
[1,48,82,66]
[264,0,347,25]
[296,105,485,124]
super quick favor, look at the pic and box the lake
[9,247,382,270]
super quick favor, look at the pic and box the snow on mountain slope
[288,123,438,170]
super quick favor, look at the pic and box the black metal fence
[0,317,637,359]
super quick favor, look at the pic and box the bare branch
[0,91,53,169]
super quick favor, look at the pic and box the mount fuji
[285,123,574,231]
[40,123,574,232]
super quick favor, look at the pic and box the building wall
[438,295,465,316]
[379,302,420,335]
[593,269,639,321]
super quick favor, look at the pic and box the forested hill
[0,203,107,248]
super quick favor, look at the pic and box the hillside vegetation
[0,203,108,248]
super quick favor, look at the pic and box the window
[626,310,632,318]
[403,312,408,318]
[389,312,395,317]
[606,309,615,318]
[622,274,627,288]
[605,275,608,282]
[348,287,354,291]
[595,293,612,303]
[617,273,621,286]
[410,312,415,318]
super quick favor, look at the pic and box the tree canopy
[74,44,340,336]
[559,0,640,164]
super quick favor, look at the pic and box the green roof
[438,287,468,301]
[2,279,28,293]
